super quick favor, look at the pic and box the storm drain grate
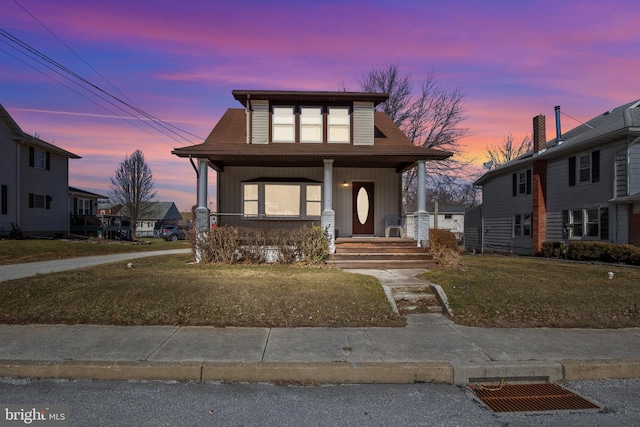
[471,383,600,413]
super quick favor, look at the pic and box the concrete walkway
[0,248,191,282]
[1,252,639,384]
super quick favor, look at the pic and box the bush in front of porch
[193,225,329,265]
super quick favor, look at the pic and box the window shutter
[29,193,34,209]
[1,185,7,215]
[46,196,52,210]
[568,157,576,186]
[600,207,609,240]
[512,173,517,197]
[29,147,35,167]
[45,152,51,171]
[591,150,600,183]
[526,169,532,194]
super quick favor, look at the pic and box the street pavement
[1,250,639,385]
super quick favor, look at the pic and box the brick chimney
[533,114,546,153]
[532,114,547,254]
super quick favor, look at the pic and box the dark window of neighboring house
[28,193,51,210]
[514,213,531,237]
[569,150,599,186]
[586,208,599,237]
[29,147,50,170]
[564,208,607,240]
[512,170,531,196]
[1,185,7,215]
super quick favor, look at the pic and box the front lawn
[0,255,404,328]
[421,255,640,328]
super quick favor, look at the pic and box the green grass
[0,255,404,328]
[420,255,640,328]
[0,238,188,265]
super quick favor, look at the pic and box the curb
[2,359,640,384]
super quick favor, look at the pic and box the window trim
[513,213,531,237]
[299,106,323,143]
[563,207,609,240]
[327,106,351,143]
[569,150,600,186]
[242,181,322,219]
[271,106,295,143]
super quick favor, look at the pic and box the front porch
[327,237,435,269]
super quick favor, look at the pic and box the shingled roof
[173,99,451,173]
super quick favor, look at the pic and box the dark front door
[352,181,375,235]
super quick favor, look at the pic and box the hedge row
[191,225,329,265]
[540,240,640,266]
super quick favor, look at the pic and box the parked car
[160,225,187,241]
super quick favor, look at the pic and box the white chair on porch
[384,215,405,238]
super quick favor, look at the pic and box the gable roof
[120,202,182,221]
[0,103,81,159]
[475,99,640,186]
[173,90,452,172]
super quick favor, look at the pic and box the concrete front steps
[327,238,436,269]
[390,284,443,315]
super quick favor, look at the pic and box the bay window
[242,181,322,218]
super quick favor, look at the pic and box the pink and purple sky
[2,0,639,211]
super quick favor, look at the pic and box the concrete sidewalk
[1,315,639,385]
[1,255,639,384]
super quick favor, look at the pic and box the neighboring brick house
[466,99,640,255]
[172,90,452,251]
[0,103,81,237]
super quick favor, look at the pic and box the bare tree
[346,64,470,207]
[485,134,532,168]
[109,150,156,235]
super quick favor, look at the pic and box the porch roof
[172,109,452,172]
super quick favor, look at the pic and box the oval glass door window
[356,186,369,225]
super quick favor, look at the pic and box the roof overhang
[172,143,451,173]
[232,90,389,107]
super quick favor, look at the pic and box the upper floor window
[569,150,600,186]
[511,170,531,196]
[300,107,323,143]
[328,107,350,143]
[272,107,295,142]
[29,147,50,170]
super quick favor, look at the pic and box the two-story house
[172,90,452,251]
[1,103,81,237]
[466,99,640,255]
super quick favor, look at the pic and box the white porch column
[194,158,210,263]
[321,159,336,254]
[413,160,429,247]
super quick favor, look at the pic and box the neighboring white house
[124,201,183,237]
[466,100,640,255]
[0,103,81,237]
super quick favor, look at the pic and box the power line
[0,24,205,144]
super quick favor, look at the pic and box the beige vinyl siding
[219,166,400,237]
[352,101,374,146]
[333,168,399,236]
[250,100,269,144]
